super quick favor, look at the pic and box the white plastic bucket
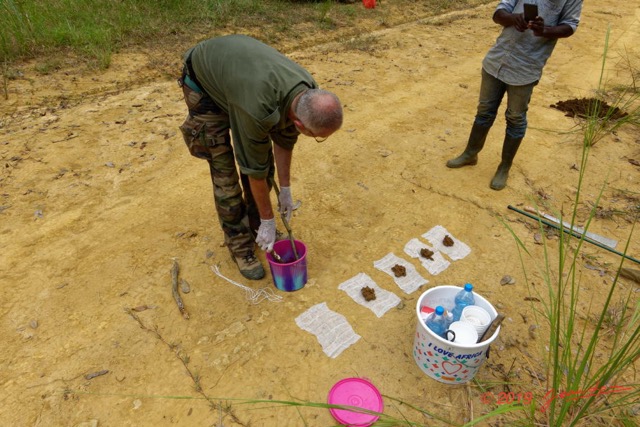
[413,286,500,384]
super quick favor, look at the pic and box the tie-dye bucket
[266,239,307,292]
[413,285,500,384]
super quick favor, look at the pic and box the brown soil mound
[550,97,629,120]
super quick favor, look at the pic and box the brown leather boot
[231,250,265,280]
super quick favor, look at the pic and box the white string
[210,264,283,304]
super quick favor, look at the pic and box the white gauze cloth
[295,302,361,358]
[373,252,428,294]
[403,238,451,275]
[338,273,401,318]
[422,225,471,260]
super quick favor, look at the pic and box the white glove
[256,218,276,251]
[278,186,294,222]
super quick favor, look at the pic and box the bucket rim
[266,239,307,265]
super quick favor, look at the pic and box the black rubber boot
[490,135,523,191]
[446,123,491,168]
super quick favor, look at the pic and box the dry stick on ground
[466,382,474,423]
[125,309,248,427]
[501,358,518,394]
[619,268,640,284]
[171,258,190,320]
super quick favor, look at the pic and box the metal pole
[507,205,639,265]
[270,178,299,260]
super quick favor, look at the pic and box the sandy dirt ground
[1,1,639,426]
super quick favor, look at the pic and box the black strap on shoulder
[186,50,204,91]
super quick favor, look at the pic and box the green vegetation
[0,0,489,69]
[501,30,640,426]
[1,0,269,67]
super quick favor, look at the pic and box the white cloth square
[373,252,428,294]
[422,225,471,260]
[295,302,361,358]
[403,238,451,275]
[338,273,402,318]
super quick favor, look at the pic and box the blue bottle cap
[464,283,473,291]
[435,306,444,315]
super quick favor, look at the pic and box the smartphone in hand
[524,3,538,22]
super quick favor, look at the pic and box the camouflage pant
[178,75,274,257]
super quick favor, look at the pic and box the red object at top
[363,0,376,9]
[420,305,435,314]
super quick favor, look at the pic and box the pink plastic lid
[327,378,383,426]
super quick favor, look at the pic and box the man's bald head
[295,89,343,135]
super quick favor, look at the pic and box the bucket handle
[445,330,456,342]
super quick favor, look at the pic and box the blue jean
[473,69,537,139]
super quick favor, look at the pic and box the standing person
[178,34,343,279]
[446,0,582,190]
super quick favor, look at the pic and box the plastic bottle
[452,283,475,321]
[425,306,450,338]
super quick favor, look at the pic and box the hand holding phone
[523,3,538,22]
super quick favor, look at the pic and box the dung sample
[391,264,407,277]
[420,248,434,260]
[361,286,376,301]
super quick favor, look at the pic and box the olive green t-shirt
[186,35,318,178]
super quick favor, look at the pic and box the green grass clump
[1,0,494,70]
[0,0,271,67]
